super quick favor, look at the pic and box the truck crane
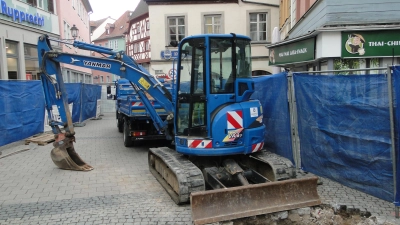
[38,34,320,224]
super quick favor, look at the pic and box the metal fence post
[287,72,301,169]
[387,66,399,218]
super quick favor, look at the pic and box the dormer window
[106,28,109,34]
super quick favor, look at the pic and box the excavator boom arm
[38,35,174,135]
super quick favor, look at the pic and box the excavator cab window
[209,38,252,94]
[176,38,207,136]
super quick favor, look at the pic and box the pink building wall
[91,39,113,84]
[296,0,317,21]
[56,0,91,74]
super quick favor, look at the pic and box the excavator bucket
[50,133,93,171]
[191,176,321,225]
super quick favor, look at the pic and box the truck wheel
[117,119,123,133]
[116,112,123,133]
[123,119,134,147]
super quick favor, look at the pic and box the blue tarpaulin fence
[293,73,393,202]
[252,73,294,163]
[0,81,101,147]
[253,69,400,205]
[0,81,45,146]
[46,83,101,123]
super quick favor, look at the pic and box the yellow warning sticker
[138,77,151,90]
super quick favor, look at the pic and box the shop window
[6,41,19,80]
[71,72,77,82]
[85,75,91,84]
[252,70,271,76]
[333,58,375,75]
[24,44,40,80]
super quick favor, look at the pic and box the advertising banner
[342,30,400,58]
[268,38,315,66]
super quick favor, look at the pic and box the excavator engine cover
[51,133,93,171]
[191,176,321,225]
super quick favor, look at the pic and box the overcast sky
[89,0,140,21]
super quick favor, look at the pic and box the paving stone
[0,113,398,224]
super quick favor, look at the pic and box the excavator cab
[174,34,263,156]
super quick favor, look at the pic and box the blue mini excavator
[38,34,320,225]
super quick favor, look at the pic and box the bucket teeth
[50,133,93,171]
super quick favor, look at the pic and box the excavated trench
[222,204,396,225]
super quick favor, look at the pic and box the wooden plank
[25,133,55,146]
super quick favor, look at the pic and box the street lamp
[70,25,79,40]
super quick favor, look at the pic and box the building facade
[126,0,151,73]
[92,11,131,84]
[56,0,92,83]
[90,17,116,42]
[144,0,279,77]
[269,0,400,73]
[0,0,60,80]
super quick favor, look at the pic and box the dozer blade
[51,133,93,171]
[191,176,321,225]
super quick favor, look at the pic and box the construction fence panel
[252,73,294,163]
[80,84,102,122]
[293,73,393,202]
[46,83,101,123]
[0,80,45,146]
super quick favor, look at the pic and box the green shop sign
[269,38,315,66]
[342,30,400,58]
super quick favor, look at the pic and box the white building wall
[316,32,341,59]
[148,1,279,75]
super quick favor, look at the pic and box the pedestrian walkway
[0,113,397,224]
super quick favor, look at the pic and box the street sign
[160,50,179,59]
[168,69,177,79]
[164,49,171,60]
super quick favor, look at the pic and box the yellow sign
[138,77,151,90]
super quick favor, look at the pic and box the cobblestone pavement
[0,113,398,225]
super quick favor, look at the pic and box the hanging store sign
[342,30,400,58]
[1,0,45,26]
[268,38,315,66]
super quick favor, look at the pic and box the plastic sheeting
[252,73,294,163]
[47,83,101,123]
[0,81,45,146]
[294,73,393,202]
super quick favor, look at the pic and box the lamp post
[70,25,79,40]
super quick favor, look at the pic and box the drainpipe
[241,0,279,7]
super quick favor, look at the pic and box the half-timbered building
[126,0,151,72]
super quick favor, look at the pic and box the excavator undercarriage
[148,148,321,225]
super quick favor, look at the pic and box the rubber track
[149,147,205,204]
[251,150,297,181]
